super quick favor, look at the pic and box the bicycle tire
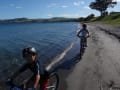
[80,40,84,54]
[46,72,59,90]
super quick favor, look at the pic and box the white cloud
[81,1,85,5]
[16,6,23,9]
[84,6,90,10]
[47,6,51,8]
[60,14,80,17]
[9,4,15,7]
[48,3,68,8]
[51,3,57,6]
[114,0,120,2]
[73,1,85,6]
[73,2,80,6]
[9,4,23,9]
[47,3,57,7]
[48,14,53,17]
[61,5,68,8]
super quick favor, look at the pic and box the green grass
[90,13,120,25]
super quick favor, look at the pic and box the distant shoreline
[0,17,79,24]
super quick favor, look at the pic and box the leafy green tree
[89,0,117,16]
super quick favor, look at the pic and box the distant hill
[0,17,79,23]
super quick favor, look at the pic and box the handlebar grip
[6,79,11,85]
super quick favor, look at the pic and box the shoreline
[56,39,84,90]
[57,23,120,90]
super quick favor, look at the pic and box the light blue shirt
[78,29,88,37]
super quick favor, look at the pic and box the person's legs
[40,79,49,90]
[81,37,85,48]
[83,37,87,47]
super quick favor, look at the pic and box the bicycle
[79,36,89,56]
[6,71,59,90]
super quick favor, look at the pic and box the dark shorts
[80,37,87,43]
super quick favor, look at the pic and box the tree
[89,0,117,16]
[84,14,95,21]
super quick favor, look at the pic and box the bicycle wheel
[46,72,59,90]
[80,42,84,55]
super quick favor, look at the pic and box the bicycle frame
[6,72,59,90]
[79,36,86,55]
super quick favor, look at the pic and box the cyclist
[9,47,49,90]
[77,23,89,47]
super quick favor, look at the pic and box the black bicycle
[79,36,89,55]
[6,71,59,90]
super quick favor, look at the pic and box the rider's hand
[87,35,90,38]
[6,78,13,85]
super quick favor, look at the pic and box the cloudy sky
[0,0,120,19]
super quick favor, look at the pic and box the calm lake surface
[0,22,80,81]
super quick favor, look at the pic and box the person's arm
[33,62,41,88]
[77,30,81,38]
[86,29,90,37]
[34,74,40,88]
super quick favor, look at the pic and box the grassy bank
[79,12,120,26]
[90,12,120,25]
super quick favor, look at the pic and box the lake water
[0,22,80,81]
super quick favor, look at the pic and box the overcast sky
[0,0,120,19]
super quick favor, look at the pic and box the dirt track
[66,24,120,90]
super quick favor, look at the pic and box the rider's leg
[40,79,49,90]
[84,38,87,47]
[81,37,86,48]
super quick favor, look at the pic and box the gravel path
[66,24,120,90]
